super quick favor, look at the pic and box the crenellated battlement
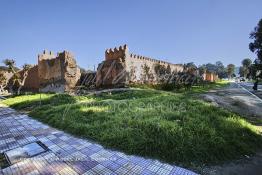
[37,49,80,92]
[38,50,56,61]
[104,45,182,67]
[129,53,182,67]
[58,50,74,60]
[105,44,129,60]
[38,50,75,61]
[97,44,184,87]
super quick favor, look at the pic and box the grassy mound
[2,89,262,168]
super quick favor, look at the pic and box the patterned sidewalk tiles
[0,105,198,175]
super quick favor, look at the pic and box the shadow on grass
[3,91,262,169]
[95,89,164,100]
[4,94,77,111]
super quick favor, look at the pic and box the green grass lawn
[2,83,262,169]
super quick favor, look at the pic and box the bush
[130,72,205,91]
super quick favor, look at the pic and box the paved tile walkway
[0,104,197,175]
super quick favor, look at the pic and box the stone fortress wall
[126,52,184,83]
[203,71,218,82]
[96,45,184,87]
[38,50,81,92]
[8,50,80,93]
[22,65,39,91]
[5,45,217,92]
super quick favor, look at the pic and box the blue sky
[0,0,261,69]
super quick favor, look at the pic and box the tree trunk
[17,71,29,95]
[17,86,22,95]
[0,84,7,95]
[0,85,3,94]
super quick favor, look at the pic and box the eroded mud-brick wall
[203,72,219,82]
[38,50,81,92]
[23,65,39,91]
[96,45,184,87]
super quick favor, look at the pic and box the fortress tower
[38,50,81,92]
[96,44,184,87]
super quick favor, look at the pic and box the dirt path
[201,83,262,126]
[200,82,262,175]
[202,152,262,175]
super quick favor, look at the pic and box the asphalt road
[237,82,262,100]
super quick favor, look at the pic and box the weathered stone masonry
[22,65,39,91]
[38,50,81,92]
[203,71,218,82]
[96,45,184,87]
[5,45,217,93]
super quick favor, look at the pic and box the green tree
[239,66,244,77]
[198,65,206,76]
[3,59,32,95]
[215,61,227,79]
[249,62,262,79]
[242,58,252,67]
[3,59,16,72]
[141,64,154,83]
[154,64,168,77]
[227,64,235,79]
[203,62,227,79]
[241,58,252,78]
[249,19,262,61]
[154,63,170,83]
[184,62,197,74]
[205,63,216,73]
[249,19,262,79]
